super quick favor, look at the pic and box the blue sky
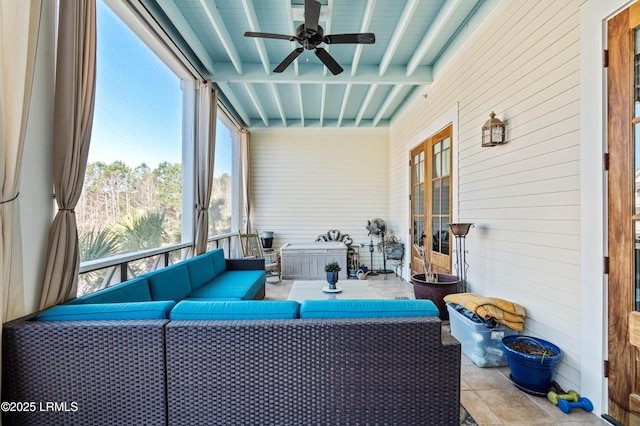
[90,0,231,176]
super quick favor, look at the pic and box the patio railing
[78,232,239,296]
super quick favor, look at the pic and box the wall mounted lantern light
[481,112,506,147]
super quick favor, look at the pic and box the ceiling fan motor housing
[296,23,324,49]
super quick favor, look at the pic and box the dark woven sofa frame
[3,316,168,426]
[3,315,460,425]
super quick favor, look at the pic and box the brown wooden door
[607,4,640,424]
[410,144,427,274]
[410,125,452,275]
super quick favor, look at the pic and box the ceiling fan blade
[274,48,304,73]
[304,0,321,34]
[324,33,376,45]
[244,31,297,42]
[315,47,343,75]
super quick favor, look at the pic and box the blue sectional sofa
[47,248,267,320]
[3,255,461,425]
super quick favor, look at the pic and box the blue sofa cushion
[209,248,226,274]
[188,270,266,300]
[299,299,440,319]
[147,264,192,302]
[186,253,217,292]
[35,301,175,321]
[170,300,299,320]
[69,278,152,304]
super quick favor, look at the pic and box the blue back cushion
[209,248,226,274]
[36,301,175,321]
[147,264,192,302]
[188,270,266,300]
[299,299,440,319]
[71,278,152,304]
[170,300,299,320]
[186,253,217,291]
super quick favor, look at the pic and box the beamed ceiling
[139,0,494,129]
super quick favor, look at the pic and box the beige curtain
[0,0,42,323]
[194,84,218,256]
[240,130,251,233]
[40,0,96,309]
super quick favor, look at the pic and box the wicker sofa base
[2,317,168,426]
[166,317,461,425]
[3,315,460,425]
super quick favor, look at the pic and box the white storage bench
[280,242,348,280]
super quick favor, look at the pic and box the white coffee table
[287,280,381,302]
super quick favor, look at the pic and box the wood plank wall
[249,130,390,270]
[389,0,582,390]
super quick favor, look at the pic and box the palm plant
[78,228,121,295]
[109,211,168,253]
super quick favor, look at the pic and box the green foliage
[108,211,168,252]
[78,160,232,264]
[79,228,120,261]
[324,261,341,272]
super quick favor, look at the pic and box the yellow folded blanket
[443,293,526,331]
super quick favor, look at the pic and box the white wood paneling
[250,129,390,269]
[389,0,582,392]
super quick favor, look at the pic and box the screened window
[77,0,184,295]
[208,115,235,237]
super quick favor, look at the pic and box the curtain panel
[194,84,218,256]
[40,0,96,309]
[240,130,251,233]
[0,3,42,426]
[0,0,42,322]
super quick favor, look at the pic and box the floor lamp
[449,223,474,293]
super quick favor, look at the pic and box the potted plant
[500,335,563,395]
[324,261,342,292]
[411,244,458,320]
[381,233,404,260]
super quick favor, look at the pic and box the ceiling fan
[244,0,375,75]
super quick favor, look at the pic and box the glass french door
[410,125,452,275]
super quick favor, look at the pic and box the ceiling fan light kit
[244,0,375,75]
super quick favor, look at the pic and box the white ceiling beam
[211,63,432,84]
[270,83,287,127]
[241,0,271,74]
[355,84,378,127]
[297,84,304,127]
[200,0,244,75]
[291,6,329,22]
[373,84,405,127]
[243,83,269,126]
[351,0,376,77]
[337,84,352,127]
[216,82,251,126]
[407,0,463,77]
[378,0,419,77]
[155,0,216,75]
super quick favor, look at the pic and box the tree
[208,173,232,235]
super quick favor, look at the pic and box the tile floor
[264,273,607,425]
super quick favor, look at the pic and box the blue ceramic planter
[500,335,562,394]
